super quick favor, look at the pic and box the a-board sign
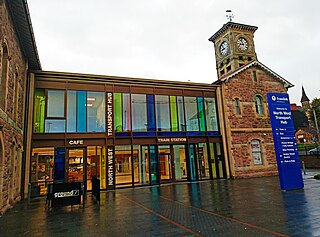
[50,182,82,207]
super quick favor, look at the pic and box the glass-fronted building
[28,71,226,196]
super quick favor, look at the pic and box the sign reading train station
[157,137,187,143]
[267,93,304,191]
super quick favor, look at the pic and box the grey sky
[27,0,320,104]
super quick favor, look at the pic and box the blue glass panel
[115,132,132,137]
[150,145,159,185]
[77,91,87,132]
[207,131,220,136]
[189,144,197,181]
[67,91,77,132]
[157,132,186,137]
[147,94,156,131]
[132,132,156,137]
[186,131,206,136]
[54,148,65,182]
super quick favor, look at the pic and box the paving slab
[1,170,320,237]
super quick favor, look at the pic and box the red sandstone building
[0,0,295,214]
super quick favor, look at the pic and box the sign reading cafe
[107,92,113,137]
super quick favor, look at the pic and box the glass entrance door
[158,145,172,181]
[68,148,85,183]
[173,145,187,181]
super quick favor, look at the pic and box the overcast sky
[27,0,320,104]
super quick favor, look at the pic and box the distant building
[300,86,310,111]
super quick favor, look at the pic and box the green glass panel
[114,93,123,132]
[170,96,178,131]
[33,89,45,133]
[209,143,217,178]
[197,97,206,131]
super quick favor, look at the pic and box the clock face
[237,37,248,51]
[220,41,229,56]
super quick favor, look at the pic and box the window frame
[234,98,241,115]
[251,139,263,165]
[254,95,264,115]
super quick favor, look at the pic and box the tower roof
[213,60,294,88]
[300,86,310,102]
[208,22,258,42]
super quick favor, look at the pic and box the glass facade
[34,90,218,135]
[31,85,223,193]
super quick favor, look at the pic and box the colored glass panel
[47,90,65,117]
[132,94,147,131]
[87,92,105,132]
[188,144,197,181]
[185,97,199,131]
[147,94,156,131]
[77,91,87,132]
[122,93,131,132]
[205,98,219,131]
[54,147,65,182]
[33,89,45,133]
[197,97,206,132]
[170,96,178,131]
[45,119,65,133]
[155,95,170,131]
[177,96,185,131]
[150,145,159,185]
[209,143,217,178]
[67,91,77,132]
[114,93,123,132]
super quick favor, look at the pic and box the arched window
[251,139,263,165]
[1,43,9,109]
[254,95,264,115]
[234,98,241,115]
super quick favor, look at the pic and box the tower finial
[226,10,234,22]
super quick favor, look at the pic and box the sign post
[267,93,304,190]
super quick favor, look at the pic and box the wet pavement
[1,170,320,237]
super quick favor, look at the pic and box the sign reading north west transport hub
[267,93,304,191]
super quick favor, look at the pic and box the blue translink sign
[267,93,304,190]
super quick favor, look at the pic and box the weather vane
[226,10,234,22]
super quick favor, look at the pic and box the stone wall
[0,1,27,214]
[223,66,287,178]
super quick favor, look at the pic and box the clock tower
[209,22,258,79]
